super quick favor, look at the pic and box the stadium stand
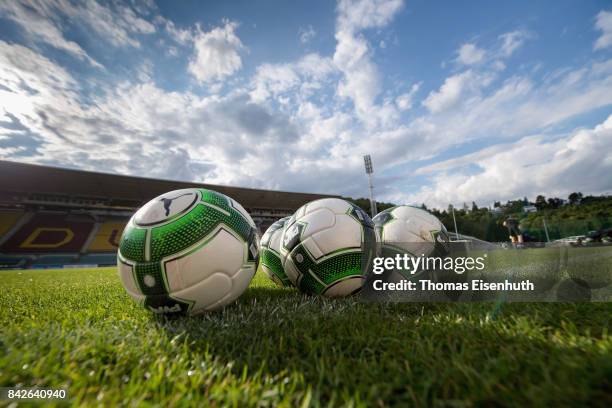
[1,213,95,253]
[87,220,124,252]
[0,210,24,238]
[0,160,336,269]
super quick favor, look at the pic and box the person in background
[503,217,524,248]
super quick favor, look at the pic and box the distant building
[523,205,537,213]
[0,161,337,269]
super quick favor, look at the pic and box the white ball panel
[208,264,255,310]
[393,207,443,231]
[304,198,351,215]
[118,261,143,299]
[164,228,246,293]
[302,236,324,259]
[283,256,300,285]
[383,221,429,242]
[172,272,232,312]
[383,206,444,243]
[311,213,361,254]
[267,227,283,253]
[301,207,335,237]
[295,204,307,219]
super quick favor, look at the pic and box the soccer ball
[117,188,259,315]
[372,205,450,279]
[280,198,376,297]
[259,216,293,287]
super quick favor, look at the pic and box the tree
[535,195,547,210]
[568,192,583,205]
[547,197,563,209]
[506,200,524,213]
[471,201,478,212]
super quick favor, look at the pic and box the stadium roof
[0,161,337,211]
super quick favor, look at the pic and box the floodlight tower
[363,155,377,217]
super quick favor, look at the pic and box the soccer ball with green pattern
[280,198,376,297]
[259,216,292,287]
[117,188,259,315]
[372,205,450,280]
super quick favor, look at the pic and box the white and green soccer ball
[372,205,450,279]
[117,188,259,315]
[259,216,292,287]
[280,198,376,297]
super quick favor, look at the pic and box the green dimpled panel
[299,273,323,294]
[198,189,254,242]
[260,248,290,286]
[292,245,363,294]
[119,224,147,262]
[200,189,231,209]
[149,189,254,262]
[134,261,167,295]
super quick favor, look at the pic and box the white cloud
[162,18,194,44]
[594,10,612,50]
[249,53,335,103]
[250,64,301,102]
[0,0,101,67]
[395,83,420,111]
[0,40,361,195]
[9,0,156,49]
[333,0,404,125]
[69,1,155,48]
[454,31,528,68]
[419,57,612,153]
[336,0,403,33]
[422,71,475,113]
[456,43,485,65]
[299,25,316,44]
[333,32,380,114]
[188,21,244,84]
[498,30,530,57]
[407,115,612,208]
[0,41,280,183]
[136,60,154,82]
[0,0,160,71]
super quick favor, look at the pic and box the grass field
[1,267,611,407]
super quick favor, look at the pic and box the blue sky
[1,0,612,208]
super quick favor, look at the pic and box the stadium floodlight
[450,204,459,241]
[363,155,377,217]
[364,155,373,174]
